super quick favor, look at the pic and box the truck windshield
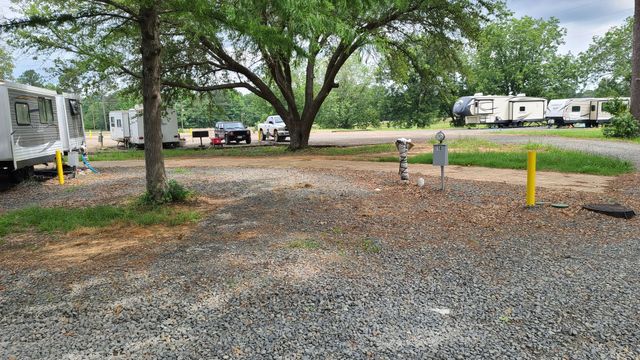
[273,116,283,123]
[224,122,245,129]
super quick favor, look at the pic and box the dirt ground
[1,163,639,358]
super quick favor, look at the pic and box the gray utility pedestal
[433,143,448,190]
[433,144,448,166]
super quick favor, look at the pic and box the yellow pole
[526,150,536,206]
[55,150,65,185]
[89,130,92,138]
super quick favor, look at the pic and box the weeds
[288,239,322,250]
[138,180,193,205]
[362,238,382,253]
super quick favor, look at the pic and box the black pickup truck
[214,122,252,144]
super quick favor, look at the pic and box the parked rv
[546,97,629,127]
[453,93,547,127]
[56,93,86,153]
[0,81,64,180]
[109,107,180,148]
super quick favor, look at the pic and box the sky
[0,0,636,79]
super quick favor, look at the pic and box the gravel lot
[1,166,639,359]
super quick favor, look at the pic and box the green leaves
[469,16,569,97]
[0,45,14,80]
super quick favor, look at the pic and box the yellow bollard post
[89,130,92,138]
[55,150,65,185]
[526,150,536,206]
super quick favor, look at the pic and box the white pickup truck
[258,115,289,142]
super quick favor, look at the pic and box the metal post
[526,150,536,206]
[55,150,65,185]
[101,99,108,130]
[440,166,445,191]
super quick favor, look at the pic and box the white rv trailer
[0,81,64,178]
[546,97,630,127]
[452,93,547,127]
[109,106,180,148]
[56,93,86,153]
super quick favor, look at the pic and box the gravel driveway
[1,166,639,359]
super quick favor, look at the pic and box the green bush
[603,112,640,138]
[602,98,628,116]
[139,180,192,205]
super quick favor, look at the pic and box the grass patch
[379,145,634,176]
[287,239,322,250]
[506,128,640,144]
[171,167,190,174]
[89,144,397,162]
[362,238,382,253]
[0,204,200,238]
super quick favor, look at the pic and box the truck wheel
[273,130,279,142]
[224,135,229,144]
[246,137,251,144]
[259,129,266,141]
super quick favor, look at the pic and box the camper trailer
[453,93,547,127]
[56,93,86,153]
[546,97,630,127]
[0,81,63,179]
[109,107,180,148]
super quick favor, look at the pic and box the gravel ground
[1,166,640,359]
[487,135,640,168]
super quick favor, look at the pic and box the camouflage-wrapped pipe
[395,138,414,181]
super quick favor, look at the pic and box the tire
[259,129,266,141]
[273,130,278,142]
[224,135,229,144]
[246,137,252,144]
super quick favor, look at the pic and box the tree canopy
[580,17,633,97]
[5,0,502,147]
[466,16,576,97]
[0,45,13,80]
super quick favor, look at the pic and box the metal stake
[440,165,445,191]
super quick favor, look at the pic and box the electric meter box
[433,144,448,166]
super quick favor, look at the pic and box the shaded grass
[90,143,397,161]
[0,204,200,238]
[378,146,634,176]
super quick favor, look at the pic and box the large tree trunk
[288,112,316,150]
[139,5,168,201]
[632,0,640,120]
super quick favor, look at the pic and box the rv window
[117,119,122,127]
[591,105,596,111]
[519,106,525,112]
[38,98,47,124]
[45,99,54,124]
[110,117,115,127]
[68,99,80,115]
[571,106,581,112]
[15,102,31,125]
[37,98,55,124]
